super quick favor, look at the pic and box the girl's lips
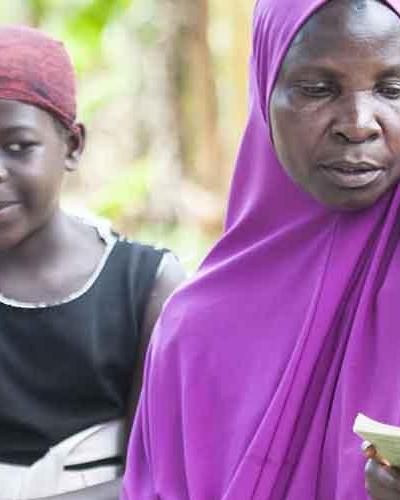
[319,163,386,189]
[0,201,20,220]
[0,201,18,208]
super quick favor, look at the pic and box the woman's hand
[365,459,400,499]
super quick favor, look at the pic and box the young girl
[122,0,400,498]
[0,25,186,500]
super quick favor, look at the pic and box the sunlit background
[0,0,252,272]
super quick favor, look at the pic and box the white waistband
[0,419,124,500]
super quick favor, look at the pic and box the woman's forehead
[281,0,400,69]
[291,0,400,48]
[251,0,400,112]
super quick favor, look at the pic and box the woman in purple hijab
[122,0,400,498]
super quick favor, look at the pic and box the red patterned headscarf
[0,25,79,138]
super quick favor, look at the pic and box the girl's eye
[295,82,335,98]
[377,84,400,100]
[7,143,23,152]
[5,142,37,154]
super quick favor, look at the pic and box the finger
[365,479,400,500]
[362,442,391,466]
[365,460,400,499]
[362,441,377,459]
[367,485,400,500]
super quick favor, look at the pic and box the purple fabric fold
[122,1,400,498]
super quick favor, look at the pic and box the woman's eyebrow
[377,65,400,78]
[285,64,345,80]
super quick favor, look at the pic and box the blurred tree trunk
[137,0,224,226]
[139,0,186,224]
[229,0,252,133]
[184,0,224,193]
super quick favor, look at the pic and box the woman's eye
[377,84,400,100]
[295,82,335,98]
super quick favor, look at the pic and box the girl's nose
[331,92,381,144]
[0,162,9,183]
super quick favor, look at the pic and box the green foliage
[90,158,150,220]
[62,0,131,53]
[27,0,47,22]
[26,0,131,72]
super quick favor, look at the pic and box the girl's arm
[36,254,186,500]
[126,252,186,429]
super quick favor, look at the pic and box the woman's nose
[331,92,381,144]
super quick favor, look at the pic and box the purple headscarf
[122,0,400,498]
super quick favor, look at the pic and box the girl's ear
[65,123,86,172]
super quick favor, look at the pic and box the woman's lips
[319,162,386,189]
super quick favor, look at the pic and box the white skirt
[0,419,124,500]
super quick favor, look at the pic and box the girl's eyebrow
[0,126,37,134]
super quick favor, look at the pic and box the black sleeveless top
[0,238,165,465]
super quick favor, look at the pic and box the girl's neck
[0,208,108,304]
[0,208,71,270]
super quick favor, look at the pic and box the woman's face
[269,0,400,210]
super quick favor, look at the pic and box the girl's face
[0,100,82,250]
[269,0,400,210]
